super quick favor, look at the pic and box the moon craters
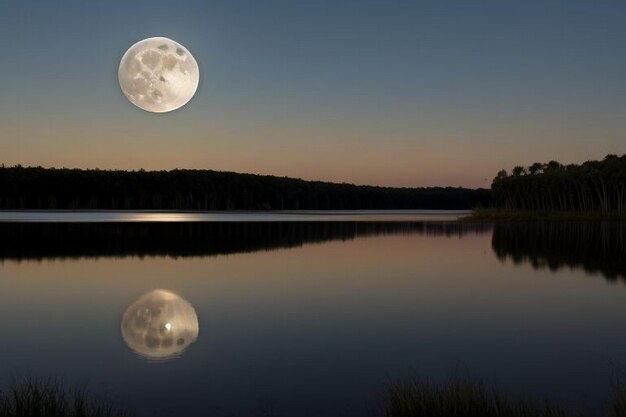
[118,37,199,113]
[120,289,199,360]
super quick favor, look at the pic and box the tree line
[491,154,626,213]
[0,165,490,210]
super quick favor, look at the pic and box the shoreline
[468,208,626,221]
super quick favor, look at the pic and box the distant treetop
[0,165,490,210]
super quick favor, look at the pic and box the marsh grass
[383,379,572,417]
[0,377,133,417]
[6,375,626,417]
[609,390,626,417]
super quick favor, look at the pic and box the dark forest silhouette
[0,165,489,210]
[492,221,626,280]
[0,221,491,261]
[491,154,626,213]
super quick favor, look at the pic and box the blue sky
[1,0,625,187]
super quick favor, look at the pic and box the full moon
[118,37,199,113]
[120,289,199,360]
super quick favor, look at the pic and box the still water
[0,209,468,223]
[0,216,625,416]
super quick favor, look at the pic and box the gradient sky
[1,0,625,188]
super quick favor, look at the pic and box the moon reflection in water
[121,289,199,361]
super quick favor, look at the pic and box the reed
[0,377,133,417]
[383,378,570,417]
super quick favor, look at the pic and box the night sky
[1,0,625,187]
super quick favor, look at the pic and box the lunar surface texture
[118,37,199,113]
[121,289,199,360]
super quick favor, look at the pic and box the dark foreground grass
[0,377,133,417]
[468,208,626,221]
[609,389,626,417]
[383,379,626,417]
[4,376,626,417]
[383,379,570,417]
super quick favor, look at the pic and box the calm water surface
[0,214,625,416]
[0,209,468,222]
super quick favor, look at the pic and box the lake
[0,212,625,416]
[0,209,468,223]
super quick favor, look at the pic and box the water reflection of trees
[492,222,626,280]
[0,221,491,261]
